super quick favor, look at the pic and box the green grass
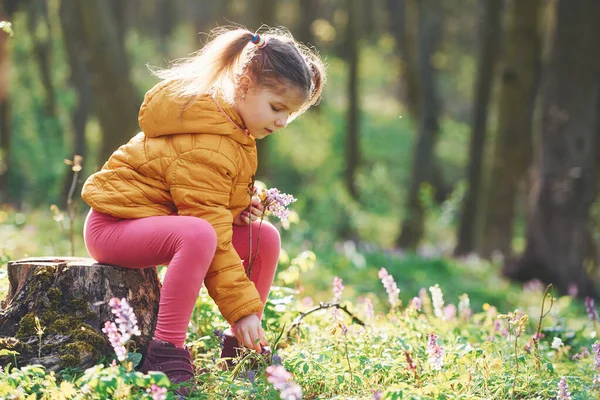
[0,209,599,399]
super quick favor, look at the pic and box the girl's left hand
[233,198,264,225]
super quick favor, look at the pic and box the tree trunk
[478,0,542,258]
[396,0,443,249]
[0,33,9,204]
[387,0,450,209]
[0,258,161,371]
[386,0,419,118]
[454,0,504,256]
[27,0,56,117]
[76,1,140,167]
[345,0,361,200]
[0,4,14,205]
[507,0,600,298]
[60,0,93,204]
[297,0,319,46]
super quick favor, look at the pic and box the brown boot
[140,340,195,395]
[220,334,244,370]
[219,334,272,370]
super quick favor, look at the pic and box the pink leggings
[83,209,280,348]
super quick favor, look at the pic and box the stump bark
[0,257,161,372]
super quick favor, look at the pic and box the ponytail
[149,26,327,114]
[149,28,256,101]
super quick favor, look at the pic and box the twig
[66,155,83,257]
[533,284,553,375]
[341,327,353,383]
[286,302,365,338]
[247,216,265,279]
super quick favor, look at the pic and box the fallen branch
[286,302,365,338]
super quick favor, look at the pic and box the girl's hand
[233,314,268,352]
[233,199,264,226]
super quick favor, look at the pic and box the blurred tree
[59,0,93,201]
[345,0,361,200]
[27,0,55,116]
[387,0,449,207]
[76,1,140,166]
[508,0,600,298]
[0,1,17,203]
[454,0,504,256]
[396,0,443,250]
[478,0,542,258]
[386,0,419,117]
[297,0,319,46]
[189,0,223,43]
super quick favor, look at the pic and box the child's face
[234,80,306,140]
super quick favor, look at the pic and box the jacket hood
[138,81,254,146]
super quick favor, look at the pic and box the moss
[73,324,106,350]
[33,266,56,287]
[47,287,62,307]
[15,313,37,338]
[68,297,95,319]
[47,315,82,335]
[59,342,95,367]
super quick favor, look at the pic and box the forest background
[1,0,600,312]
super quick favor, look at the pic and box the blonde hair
[149,26,326,114]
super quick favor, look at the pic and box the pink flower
[102,321,127,361]
[585,297,598,322]
[557,377,571,400]
[146,384,167,400]
[256,188,297,221]
[332,276,344,302]
[378,268,400,308]
[427,332,444,371]
[108,298,141,343]
[266,365,302,400]
[410,297,422,311]
[102,298,141,362]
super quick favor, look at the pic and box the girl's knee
[177,217,217,250]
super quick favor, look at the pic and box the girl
[81,26,325,387]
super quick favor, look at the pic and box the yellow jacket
[82,81,263,325]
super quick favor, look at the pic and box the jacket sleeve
[166,151,263,325]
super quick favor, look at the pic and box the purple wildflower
[247,369,256,384]
[332,276,344,302]
[214,328,226,348]
[427,332,444,371]
[458,294,472,320]
[557,377,571,400]
[102,298,141,362]
[378,268,400,308]
[266,365,302,400]
[593,341,600,384]
[410,297,422,312]
[146,384,167,400]
[257,188,297,221]
[585,297,598,322]
[272,352,283,366]
[372,390,383,400]
[108,298,141,343]
[302,297,314,307]
[102,321,127,361]
[443,304,457,321]
[572,346,590,360]
[568,283,578,298]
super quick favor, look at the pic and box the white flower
[552,337,564,350]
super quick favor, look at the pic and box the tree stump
[0,257,161,372]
